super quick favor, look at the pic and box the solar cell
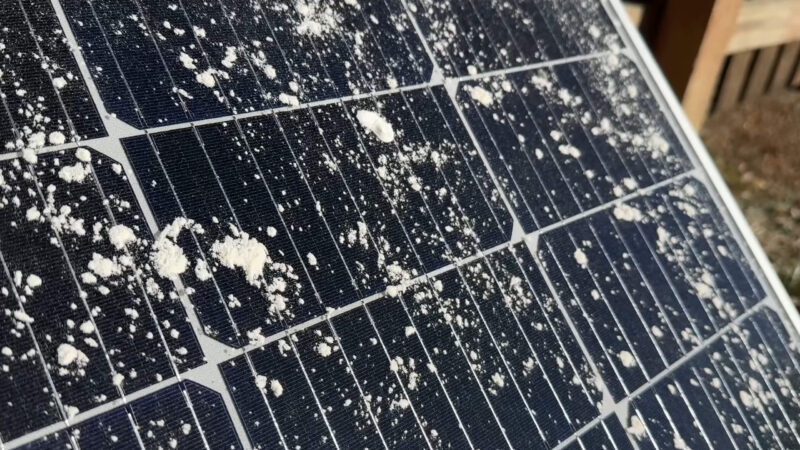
[4,0,800,449]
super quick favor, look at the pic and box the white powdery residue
[80,272,97,285]
[108,224,135,250]
[88,253,122,279]
[306,252,317,267]
[270,379,283,397]
[13,310,34,324]
[356,110,395,143]
[622,177,637,190]
[266,226,277,238]
[295,1,338,37]
[491,372,505,389]
[75,147,91,162]
[79,321,95,334]
[221,46,238,68]
[613,204,643,222]
[315,342,332,357]
[112,163,122,175]
[192,26,207,38]
[469,85,493,107]
[194,259,212,281]
[196,69,216,88]
[151,238,188,279]
[627,414,647,440]
[255,374,268,389]
[651,325,664,338]
[211,229,269,286]
[49,131,66,145]
[558,144,581,159]
[264,65,277,80]
[278,93,300,107]
[573,249,588,269]
[179,52,196,70]
[58,162,88,183]
[618,350,637,368]
[57,343,89,367]
[26,274,42,288]
[22,148,37,164]
[52,77,68,89]
[404,326,416,337]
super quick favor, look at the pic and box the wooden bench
[624,0,800,128]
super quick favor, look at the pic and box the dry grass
[701,91,800,302]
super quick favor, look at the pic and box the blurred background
[625,0,800,303]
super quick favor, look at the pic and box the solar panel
[1,0,799,448]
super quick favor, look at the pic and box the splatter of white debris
[295,0,338,36]
[58,162,89,183]
[627,414,647,440]
[469,85,493,107]
[270,379,283,397]
[573,249,588,269]
[108,224,136,250]
[356,110,395,143]
[316,342,333,357]
[211,228,269,286]
[618,350,637,368]
[613,204,643,222]
[57,343,89,367]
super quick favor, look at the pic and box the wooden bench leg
[649,0,743,128]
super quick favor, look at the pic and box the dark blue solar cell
[663,180,765,307]
[238,115,359,309]
[60,0,431,128]
[650,376,713,450]
[0,1,103,147]
[671,363,738,448]
[570,56,689,182]
[329,307,430,447]
[242,341,337,449]
[366,296,472,448]
[397,283,514,448]
[709,336,783,449]
[589,212,685,364]
[89,150,204,372]
[602,415,636,450]
[486,245,601,428]
[430,267,547,448]
[185,380,243,450]
[70,0,187,127]
[684,352,761,450]
[19,0,105,141]
[123,134,241,346]
[455,257,574,446]
[403,87,513,248]
[630,390,682,448]
[32,151,180,393]
[311,102,424,281]
[539,225,648,398]
[0,266,61,442]
[0,158,120,416]
[75,406,138,449]
[129,384,208,449]
[57,1,141,127]
[408,0,618,76]
[126,127,323,346]
[179,0,268,116]
[219,356,284,449]
[268,109,385,297]
[17,430,72,450]
[292,321,385,448]
[576,415,634,450]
